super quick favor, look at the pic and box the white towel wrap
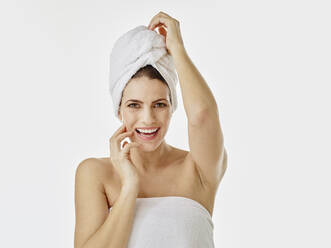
[109,196,215,248]
[108,25,179,120]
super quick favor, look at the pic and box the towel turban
[108,25,179,120]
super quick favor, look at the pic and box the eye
[155,103,167,107]
[127,103,139,108]
[127,103,167,108]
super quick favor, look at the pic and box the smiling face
[118,76,172,150]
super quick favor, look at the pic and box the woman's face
[118,76,172,150]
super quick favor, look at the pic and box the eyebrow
[125,98,168,104]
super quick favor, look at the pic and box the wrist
[121,181,139,195]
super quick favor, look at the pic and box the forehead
[122,77,169,101]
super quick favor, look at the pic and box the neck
[130,140,172,174]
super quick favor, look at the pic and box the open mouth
[135,128,160,140]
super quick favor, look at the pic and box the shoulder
[75,158,97,180]
[75,157,113,189]
[75,157,105,174]
[74,158,112,247]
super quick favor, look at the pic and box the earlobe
[118,110,122,121]
[118,110,125,124]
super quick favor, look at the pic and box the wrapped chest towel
[109,196,215,248]
[108,25,179,119]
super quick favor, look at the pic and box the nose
[141,106,157,124]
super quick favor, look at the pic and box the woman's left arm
[148,12,227,185]
[172,45,227,186]
[171,45,218,123]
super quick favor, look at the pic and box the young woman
[74,11,227,248]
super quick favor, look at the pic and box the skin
[74,11,227,248]
[117,75,174,175]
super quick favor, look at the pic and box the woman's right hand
[109,124,141,188]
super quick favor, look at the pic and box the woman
[74,11,227,248]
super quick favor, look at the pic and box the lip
[135,126,160,130]
[135,127,160,141]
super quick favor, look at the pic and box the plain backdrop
[0,0,330,247]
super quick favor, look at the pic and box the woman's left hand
[148,11,185,56]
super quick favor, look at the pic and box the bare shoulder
[74,158,110,248]
[92,157,119,205]
[76,158,110,182]
[76,158,115,196]
[75,158,101,181]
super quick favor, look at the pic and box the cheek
[122,112,135,126]
[163,110,172,120]
[160,116,171,128]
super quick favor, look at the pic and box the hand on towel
[147,11,185,55]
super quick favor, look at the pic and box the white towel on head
[108,25,179,119]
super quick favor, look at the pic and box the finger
[116,123,127,134]
[149,16,170,30]
[109,125,128,154]
[122,141,128,149]
[122,142,141,155]
[158,26,167,39]
[110,124,126,142]
[148,12,160,28]
[116,130,134,150]
[117,130,134,143]
[158,11,172,18]
[150,11,171,24]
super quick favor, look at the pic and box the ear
[117,109,121,120]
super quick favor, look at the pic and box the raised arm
[148,12,226,186]
[172,47,226,185]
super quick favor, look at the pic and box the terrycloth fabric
[108,25,179,120]
[108,196,215,248]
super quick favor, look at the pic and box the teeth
[137,128,158,133]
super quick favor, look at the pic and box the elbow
[189,108,213,127]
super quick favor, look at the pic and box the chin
[139,143,158,151]
[136,141,162,152]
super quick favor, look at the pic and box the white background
[0,0,330,247]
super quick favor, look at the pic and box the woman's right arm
[74,158,139,248]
